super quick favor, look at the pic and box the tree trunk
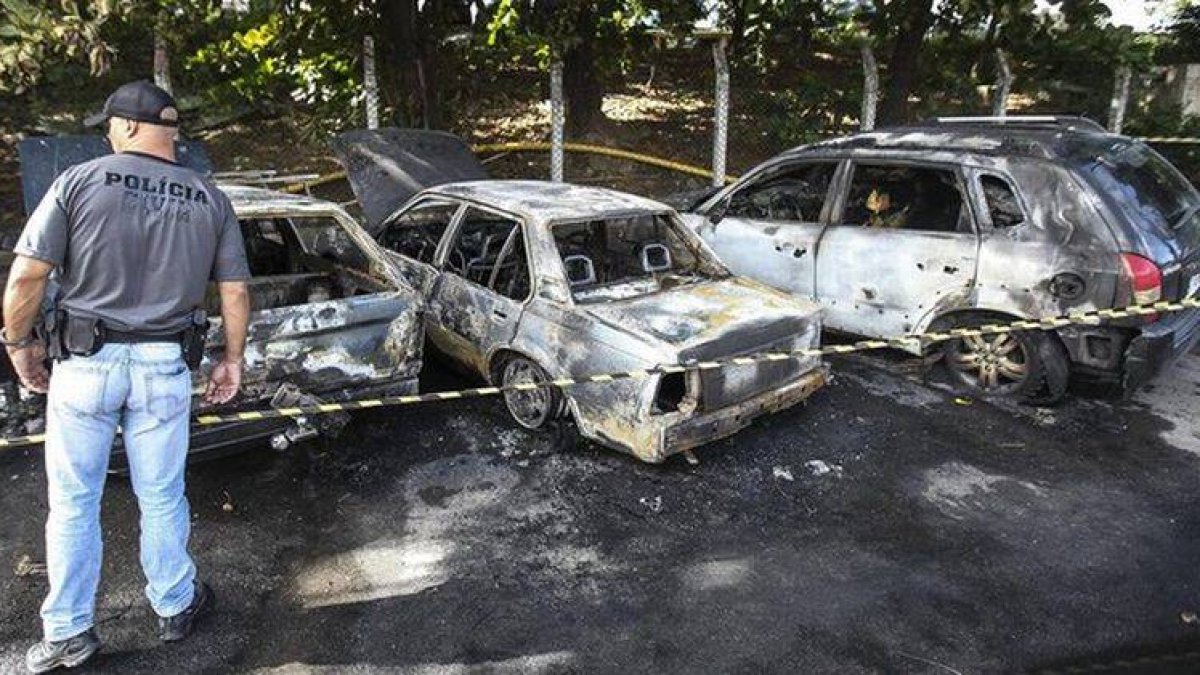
[878,0,935,125]
[376,0,443,128]
[727,0,748,58]
[377,0,419,125]
[563,5,603,135]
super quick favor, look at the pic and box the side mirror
[708,199,729,225]
[563,255,596,287]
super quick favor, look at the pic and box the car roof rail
[924,115,1107,133]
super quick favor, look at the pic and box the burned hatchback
[350,176,828,463]
[684,116,1200,402]
[1,136,424,456]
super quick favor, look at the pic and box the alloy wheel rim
[947,333,1029,391]
[503,360,552,428]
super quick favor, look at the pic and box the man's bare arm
[217,281,250,362]
[3,256,52,341]
[2,256,53,392]
[203,280,250,404]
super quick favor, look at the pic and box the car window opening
[1081,142,1200,236]
[227,216,387,314]
[379,198,459,265]
[445,207,521,287]
[844,164,969,234]
[552,213,723,303]
[490,229,532,302]
[980,175,1025,227]
[727,163,835,222]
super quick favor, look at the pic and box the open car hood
[330,128,489,233]
[17,135,213,215]
[583,278,820,357]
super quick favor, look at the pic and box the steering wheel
[767,192,803,221]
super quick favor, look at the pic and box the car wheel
[942,320,1070,404]
[500,356,565,430]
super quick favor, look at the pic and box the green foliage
[0,0,1197,142]
[0,0,122,94]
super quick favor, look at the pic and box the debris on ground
[1182,610,1198,625]
[806,460,844,477]
[221,491,236,514]
[772,466,794,482]
[1034,409,1057,425]
[14,555,46,578]
[639,496,663,513]
[954,397,973,406]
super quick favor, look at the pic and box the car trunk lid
[584,278,822,409]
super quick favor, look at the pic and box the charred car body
[2,137,424,456]
[334,129,828,463]
[682,116,1200,402]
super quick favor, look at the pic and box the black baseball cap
[83,80,180,128]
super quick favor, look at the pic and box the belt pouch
[63,316,104,357]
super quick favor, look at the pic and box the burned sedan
[683,116,1200,403]
[2,136,424,456]
[347,178,828,463]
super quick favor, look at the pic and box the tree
[0,0,118,94]
[878,0,936,124]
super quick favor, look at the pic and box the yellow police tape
[280,142,736,194]
[1,296,1197,451]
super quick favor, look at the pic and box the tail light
[1121,253,1162,305]
[653,372,688,413]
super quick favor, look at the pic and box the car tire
[499,356,567,430]
[940,317,1071,405]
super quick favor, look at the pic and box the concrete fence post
[712,37,730,187]
[1110,65,1132,134]
[993,48,1013,117]
[550,60,565,183]
[860,42,878,131]
[153,31,172,95]
[363,36,379,130]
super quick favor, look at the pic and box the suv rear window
[1079,142,1200,235]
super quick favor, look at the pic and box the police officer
[1,81,251,673]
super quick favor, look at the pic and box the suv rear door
[815,159,980,338]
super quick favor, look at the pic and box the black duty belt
[105,329,184,344]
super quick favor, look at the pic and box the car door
[814,160,980,338]
[427,205,528,375]
[202,207,426,410]
[690,160,839,299]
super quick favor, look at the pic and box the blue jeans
[40,343,196,641]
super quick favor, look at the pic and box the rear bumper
[661,366,829,459]
[1124,306,1200,392]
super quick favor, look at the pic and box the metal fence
[348,37,1200,198]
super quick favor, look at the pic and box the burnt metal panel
[17,135,213,215]
[330,128,488,232]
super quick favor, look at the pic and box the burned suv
[683,116,1200,402]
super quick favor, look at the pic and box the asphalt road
[1,353,1199,674]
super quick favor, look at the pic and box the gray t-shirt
[15,151,251,334]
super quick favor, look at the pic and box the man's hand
[8,344,49,393]
[204,358,242,405]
